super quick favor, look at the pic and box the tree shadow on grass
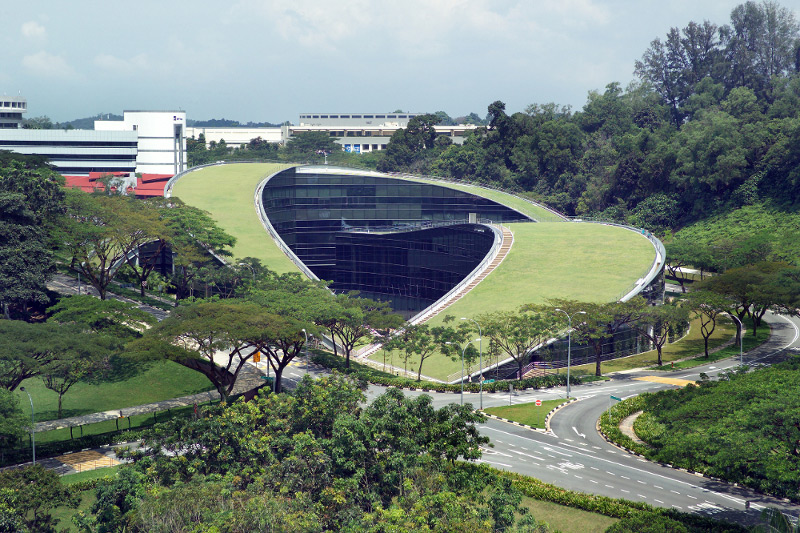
[83,354,153,385]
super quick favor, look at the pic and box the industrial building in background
[187,112,478,153]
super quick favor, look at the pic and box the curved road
[373,312,800,526]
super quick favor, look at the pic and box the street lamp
[461,317,483,409]
[19,387,35,465]
[554,309,586,399]
[446,342,467,406]
[238,262,255,282]
[729,314,744,366]
[301,328,309,370]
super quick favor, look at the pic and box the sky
[1,0,794,124]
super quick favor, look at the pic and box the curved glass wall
[261,166,531,316]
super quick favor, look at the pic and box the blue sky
[1,1,790,123]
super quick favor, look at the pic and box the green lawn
[171,162,298,273]
[521,497,618,533]
[13,360,212,422]
[483,399,566,428]
[654,323,770,370]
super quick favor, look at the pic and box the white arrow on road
[573,426,586,439]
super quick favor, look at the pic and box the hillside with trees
[371,1,800,238]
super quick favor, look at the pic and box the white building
[96,111,187,175]
[0,129,138,175]
[187,112,477,154]
[184,126,282,148]
[0,96,27,129]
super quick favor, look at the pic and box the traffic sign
[535,399,542,407]
[610,395,622,402]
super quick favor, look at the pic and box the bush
[598,395,650,456]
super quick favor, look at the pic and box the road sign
[535,399,542,407]
[253,351,261,363]
[610,395,622,402]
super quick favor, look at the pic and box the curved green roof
[171,163,655,314]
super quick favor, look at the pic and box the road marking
[590,479,598,484]
[510,450,544,462]
[481,420,754,508]
[655,499,664,504]
[605,471,615,476]
[572,427,586,439]
[687,495,697,499]
[590,466,599,471]
[605,484,614,488]
[621,489,630,494]
[620,476,630,480]
[654,485,663,490]
[574,475,583,479]
[671,490,680,494]
[637,480,646,484]
[475,459,512,468]
[638,494,647,499]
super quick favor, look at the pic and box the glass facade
[261,167,532,316]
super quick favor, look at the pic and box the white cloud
[21,20,47,40]
[22,51,77,79]
[94,53,151,74]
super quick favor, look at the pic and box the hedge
[311,353,582,394]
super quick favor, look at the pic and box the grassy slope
[374,222,655,379]
[397,176,565,221]
[171,163,298,273]
[675,202,800,259]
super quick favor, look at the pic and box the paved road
[366,312,800,526]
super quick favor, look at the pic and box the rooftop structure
[96,111,187,175]
[0,96,27,129]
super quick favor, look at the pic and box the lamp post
[729,314,744,366]
[19,387,35,465]
[461,317,483,409]
[554,309,586,399]
[301,328,309,370]
[238,262,255,283]
[446,341,469,406]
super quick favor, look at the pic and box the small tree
[0,389,29,459]
[479,306,558,379]
[634,303,690,366]
[686,291,731,358]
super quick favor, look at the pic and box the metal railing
[385,171,568,222]
[340,218,473,234]
[408,223,506,325]
[254,170,321,282]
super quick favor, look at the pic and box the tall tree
[0,321,74,391]
[131,300,278,399]
[686,290,732,357]
[325,294,403,369]
[58,192,132,300]
[635,303,690,366]
[479,306,558,379]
